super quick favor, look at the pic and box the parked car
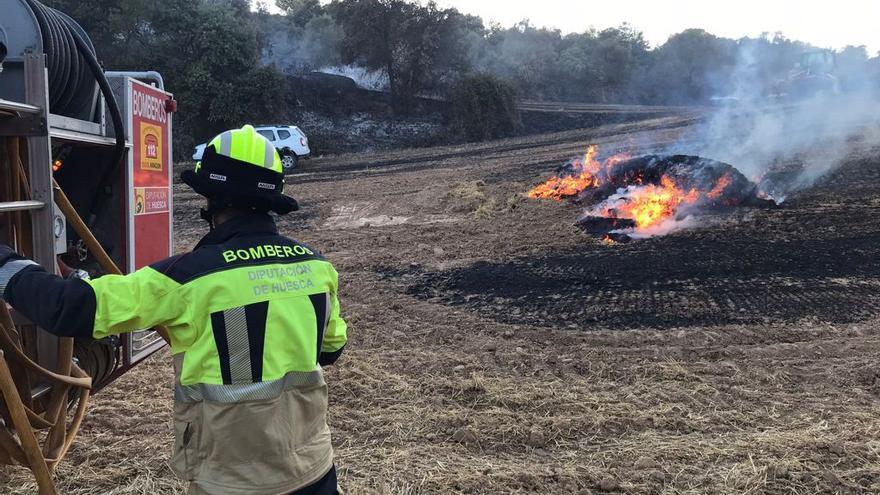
[192,125,310,171]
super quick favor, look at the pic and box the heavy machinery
[0,1,174,492]
[782,50,841,99]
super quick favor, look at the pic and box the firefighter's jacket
[2,213,347,495]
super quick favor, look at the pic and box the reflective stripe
[205,125,282,172]
[0,259,38,293]
[211,301,269,384]
[263,139,276,169]
[229,128,244,159]
[175,369,324,403]
[224,306,252,383]
[219,130,233,156]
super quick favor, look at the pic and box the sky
[432,0,880,54]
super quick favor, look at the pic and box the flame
[626,177,699,228]
[527,172,598,200]
[591,176,699,229]
[530,145,745,239]
[707,174,731,200]
[528,145,629,200]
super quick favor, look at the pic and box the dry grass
[1,349,185,494]
[444,181,493,217]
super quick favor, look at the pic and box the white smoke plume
[623,215,699,239]
[680,44,880,202]
[316,65,389,91]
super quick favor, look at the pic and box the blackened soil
[402,155,880,329]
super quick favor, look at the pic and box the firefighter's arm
[0,246,186,339]
[1,248,95,337]
[319,265,347,366]
[86,267,187,339]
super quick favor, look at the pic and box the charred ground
[402,155,880,329]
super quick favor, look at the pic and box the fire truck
[0,1,174,492]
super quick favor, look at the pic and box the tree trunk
[387,62,401,113]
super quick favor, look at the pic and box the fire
[528,145,628,200]
[707,174,731,200]
[590,176,700,229]
[529,146,752,240]
[527,172,598,200]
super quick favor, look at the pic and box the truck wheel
[280,150,298,172]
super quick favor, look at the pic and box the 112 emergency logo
[139,123,163,171]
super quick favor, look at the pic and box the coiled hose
[23,0,126,225]
[18,1,128,388]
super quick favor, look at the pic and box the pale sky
[433,0,880,54]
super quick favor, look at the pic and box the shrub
[449,73,522,142]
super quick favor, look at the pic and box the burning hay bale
[529,146,776,241]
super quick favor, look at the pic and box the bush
[449,73,522,142]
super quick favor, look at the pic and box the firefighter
[0,125,347,495]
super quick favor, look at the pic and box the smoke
[261,14,343,73]
[682,43,880,202]
[316,65,389,91]
[624,215,699,239]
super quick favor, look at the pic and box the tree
[589,26,649,102]
[328,0,470,110]
[468,22,649,103]
[868,55,880,95]
[477,21,567,100]
[837,45,870,92]
[262,12,344,73]
[641,29,736,104]
[43,0,156,68]
[46,0,289,157]
[152,1,289,148]
[450,73,521,142]
[276,0,323,27]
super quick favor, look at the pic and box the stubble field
[3,114,880,494]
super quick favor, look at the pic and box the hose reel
[0,2,130,492]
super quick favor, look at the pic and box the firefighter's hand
[0,245,21,266]
[0,245,38,296]
[56,257,90,280]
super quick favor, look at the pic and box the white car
[192,125,311,171]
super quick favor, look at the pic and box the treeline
[45,0,288,154]
[44,0,880,152]
[265,0,879,103]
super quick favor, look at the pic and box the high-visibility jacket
[2,213,347,495]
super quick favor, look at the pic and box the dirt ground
[4,115,880,494]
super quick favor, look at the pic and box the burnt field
[402,155,880,330]
[4,115,880,494]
